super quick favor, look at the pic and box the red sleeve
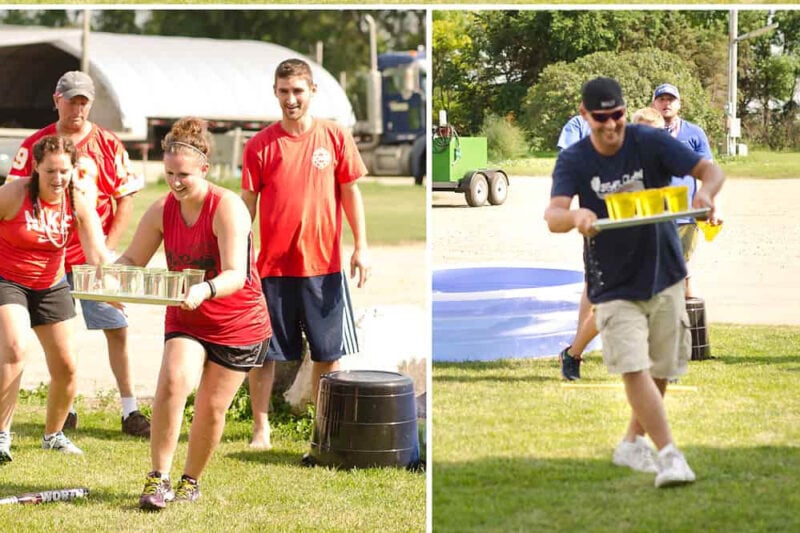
[334,125,367,185]
[6,137,36,181]
[104,132,144,199]
[241,135,264,192]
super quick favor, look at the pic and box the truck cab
[356,49,427,184]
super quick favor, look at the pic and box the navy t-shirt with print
[551,124,702,304]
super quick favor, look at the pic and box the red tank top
[0,189,73,289]
[163,183,271,345]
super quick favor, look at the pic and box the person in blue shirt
[557,108,664,381]
[652,83,714,297]
[544,77,724,488]
[557,115,591,151]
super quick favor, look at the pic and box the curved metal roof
[0,26,355,139]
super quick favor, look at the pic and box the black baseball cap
[582,77,625,112]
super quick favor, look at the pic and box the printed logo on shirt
[24,207,71,244]
[75,155,100,206]
[311,147,332,170]
[590,169,644,198]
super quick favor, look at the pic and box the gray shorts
[67,272,128,330]
[593,281,691,379]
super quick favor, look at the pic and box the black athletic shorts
[164,332,270,372]
[0,275,76,327]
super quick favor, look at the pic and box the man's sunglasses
[590,109,626,123]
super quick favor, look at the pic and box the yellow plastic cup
[697,220,723,242]
[663,186,689,213]
[604,192,637,220]
[635,189,665,217]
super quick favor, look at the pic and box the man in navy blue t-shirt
[544,77,724,488]
[652,82,714,296]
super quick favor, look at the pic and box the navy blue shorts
[261,272,358,362]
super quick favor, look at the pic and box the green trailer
[431,132,509,207]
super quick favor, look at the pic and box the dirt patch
[433,176,800,326]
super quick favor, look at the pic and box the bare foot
[249,430,272,450]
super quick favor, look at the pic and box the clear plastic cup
[119,266,145,295]
[663,185,689,213]
[100,264,123,294]
[183,268,206,289]
[143,268,166,297]
[604,191,637,220]
[635,189,666,217]
[71,264,96,292]
[164,271,186,299]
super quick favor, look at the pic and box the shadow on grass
[432,446,800,533]
[434,359,556,384]
[6,421,127,443]
[227,449,305,467]
[716,354,800,366]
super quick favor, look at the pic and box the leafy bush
[479,114,529,161]
[521,48,723,151]
[182,381,314,442]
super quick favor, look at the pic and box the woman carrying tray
[113,117,271,511]
[0,135,112,462]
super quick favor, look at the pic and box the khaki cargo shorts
[593,281,691,379]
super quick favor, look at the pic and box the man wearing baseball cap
[545,77,725,488]
[652,83,714,297]
[7,71,149,438]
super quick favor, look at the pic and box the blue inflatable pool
[432,266,600,362]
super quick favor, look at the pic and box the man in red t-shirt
[241,58,370,449]
[7,71,149,438]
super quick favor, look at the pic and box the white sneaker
[655,443,695,488]
[0,430,12,463]
[42,432,83,455]
[612,435,658,474]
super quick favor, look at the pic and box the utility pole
[81,9,90,73]
[726,10,778,156]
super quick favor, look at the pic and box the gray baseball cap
[55,71,95,100]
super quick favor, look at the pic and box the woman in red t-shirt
[0,135,110,462]
[115,117,271,511]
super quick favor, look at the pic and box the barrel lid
[324,370,412,385]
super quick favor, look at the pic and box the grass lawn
[0,397,425,532]
[432,324,800,532]
[494,149,800,179]
[119,178,425,252]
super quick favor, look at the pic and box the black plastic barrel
[686,297,711,360]
[307,370,419,469]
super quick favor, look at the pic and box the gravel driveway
[433,176,800,326]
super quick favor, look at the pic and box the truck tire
[465,173,488,207]
[488,171,509,205]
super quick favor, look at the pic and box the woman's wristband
[206,280,217,299]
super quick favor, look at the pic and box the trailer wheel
[488,172,509,205]
[465,173,488,207]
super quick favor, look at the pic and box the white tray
[593,207,710,231]
[71,291,183,306]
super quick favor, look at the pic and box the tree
[431,11,476,133]
[433,11,730,136]
[521,49,721,150]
